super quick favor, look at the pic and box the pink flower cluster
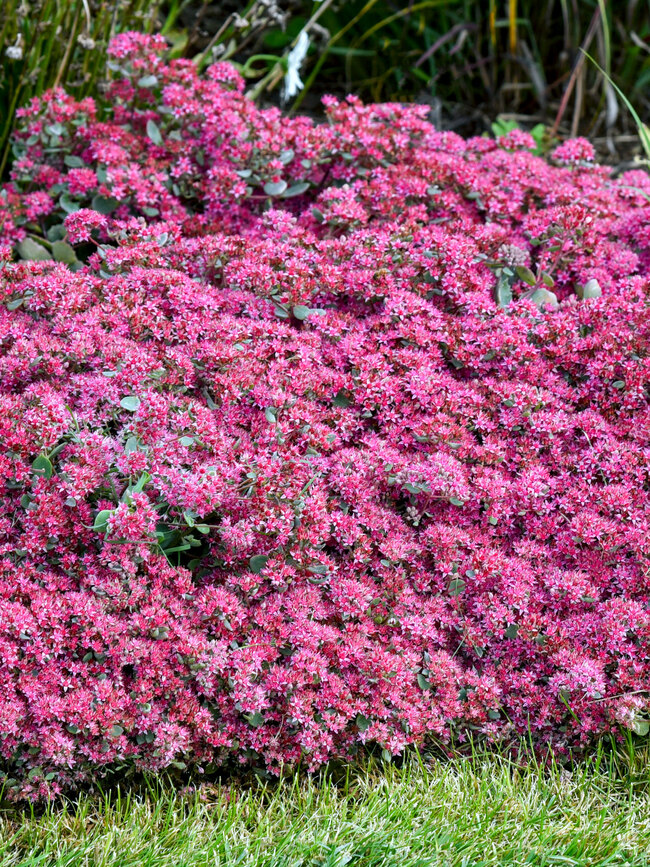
[2,33,650,798]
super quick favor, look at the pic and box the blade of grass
[582,48,650,159]
[509,0,518,54]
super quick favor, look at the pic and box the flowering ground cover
[3,32,650,799]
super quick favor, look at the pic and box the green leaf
[447,577,466,596]
[505,623,519,639]
[138,74,158,88]
[494,272,512,308]
[515,265,537,286]
[91,195,120,215]
[245,712,265,728]
[356,713,371,732]
[249,554,269,574]
[179,435,195,446]
[93,509,113,534]
[264,28,293,49]
[578,278,602,299]
[59,193,80,214]
[612,381,625,390]
[292,305,310,321]
[530,288,559,310]
[31,455,53,479]
[51,240,77,264]
[631,716,650,737]
[333,389,351,408]
[131,473,150,494]
[263,180,287,196]
[64,155,85,168]
[491,118,518,137]
[109,724,124,738]
[417,673,432,691]
[47,223,67,242]
[17,238,52,261]
[146,119,163,146]
[264,406,277,424]
[124,436,141,454]
[282,182,310,197]
[120,395,141,412]
[449,497,464,507]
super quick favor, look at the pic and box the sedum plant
[2,34,650,799]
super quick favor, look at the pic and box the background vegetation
[3,1,650,176]
[174,0,650,136]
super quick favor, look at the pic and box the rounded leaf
[17,238,52,261]
[93,510,113,534]
[31,455,53,479]
[120,395,141,412]
[578,278,602,300]
[51,240,77,265]
[249,554,269,574]
[91,195,120,215]
[282,182,310,197]
[263,180,288,196]
[146,119,163,146]
[530,288,559,310]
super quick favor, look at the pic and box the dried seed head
[77,34,96,50]
[6,34,24,60]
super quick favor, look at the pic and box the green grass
[3,750,650,866]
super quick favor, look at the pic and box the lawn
[3,751,650,866]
